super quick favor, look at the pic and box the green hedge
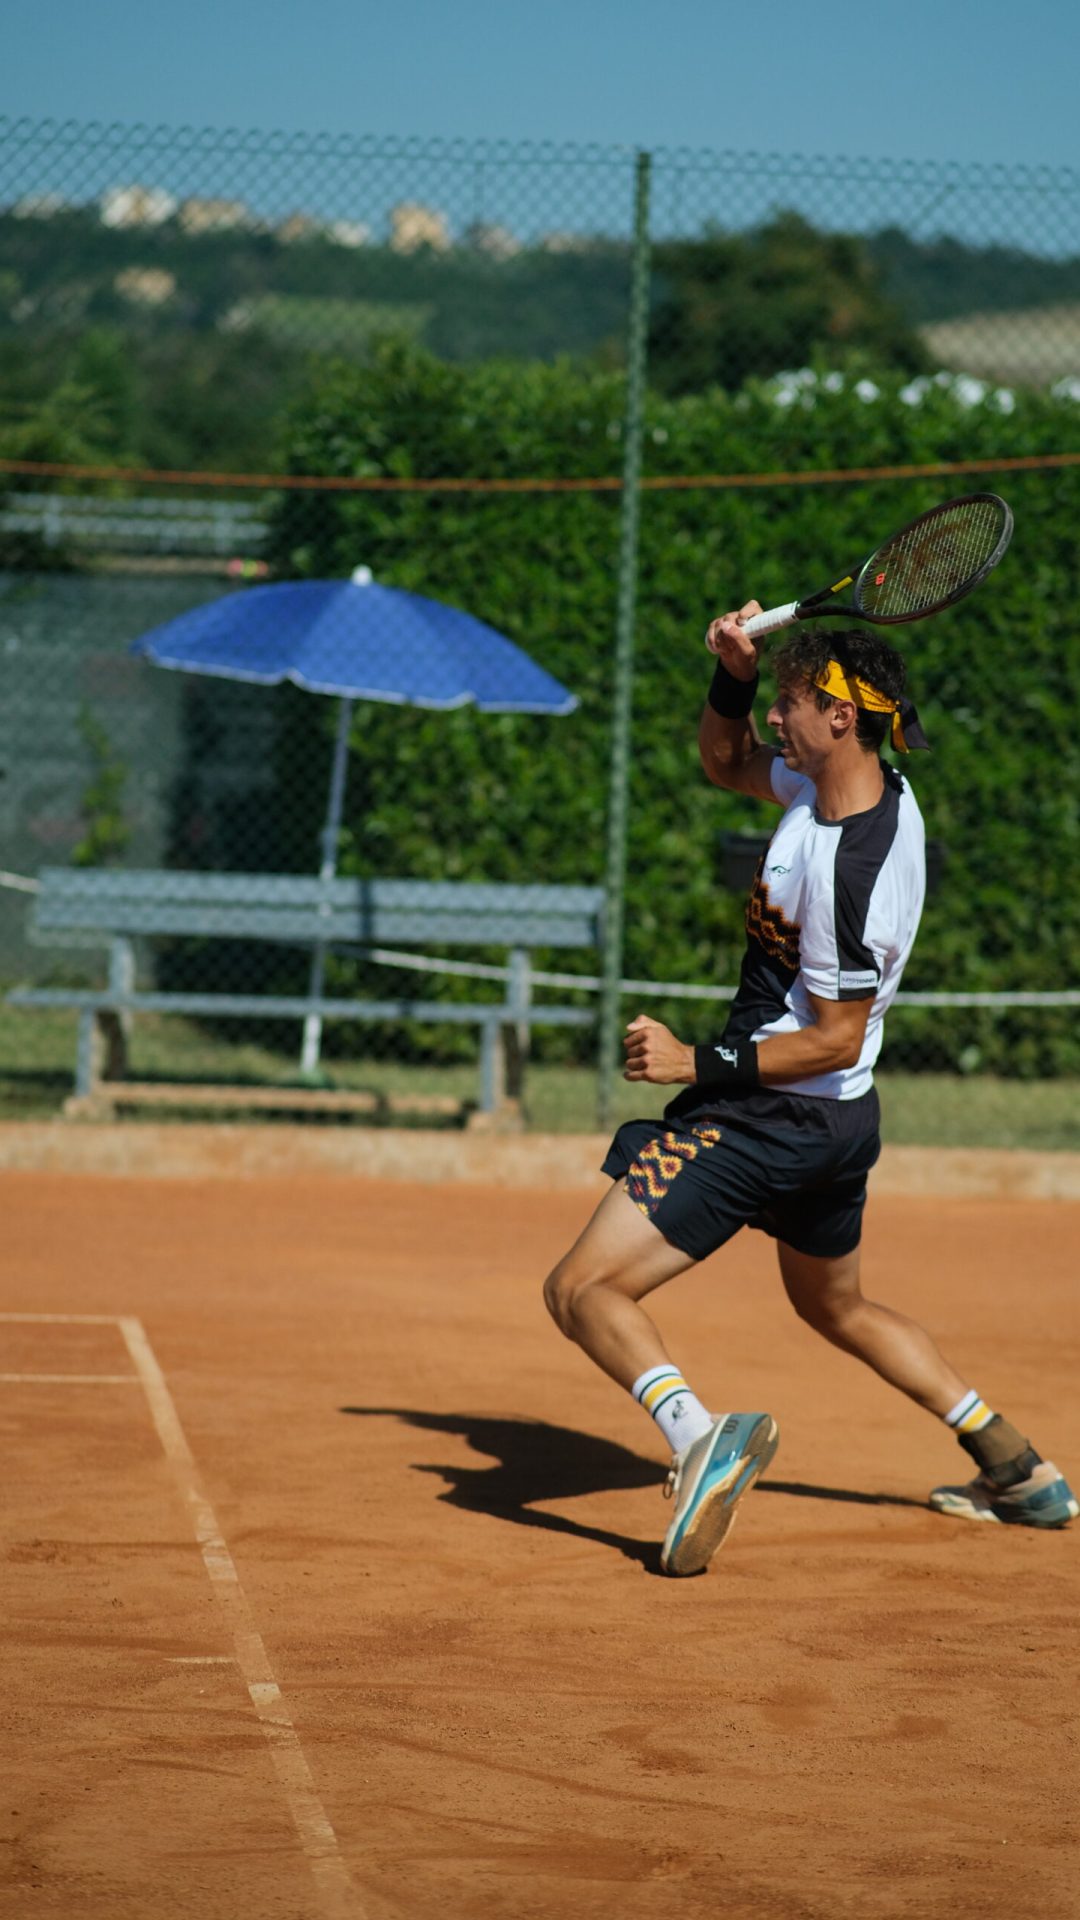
[265,341,1080,1074]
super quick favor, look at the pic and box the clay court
[2,1153,1078,1920]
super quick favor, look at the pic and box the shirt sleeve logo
[839,968,878,991]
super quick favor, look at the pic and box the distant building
[327,218,370,249]
[100,184,177,229]
[538,230,591,254]
[389,202,451,254]
[275,212,321,244]
[464,221,519,260]
[114,267,177,307]
[178,197,250,235]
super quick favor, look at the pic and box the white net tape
[354,946,1080,1009]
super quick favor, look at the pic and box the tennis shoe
[660,1411,779,1576]
[929,1460,1078,1528]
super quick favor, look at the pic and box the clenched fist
[622,1013,696,1085]
[704,600,764,679]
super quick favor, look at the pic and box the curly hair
[773,628,907,754]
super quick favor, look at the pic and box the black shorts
[602,1090,881,1263]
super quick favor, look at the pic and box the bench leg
[75,1010,97,1098]
[97,1010,129,1081]
[479,1018,502,1114]
[91,942,130,1083]
[81,1010,127,1091]
[506,947,532,1102]
[64,1010,117,1120]
[502,1024,528,1102]
[468,1020,525,1133]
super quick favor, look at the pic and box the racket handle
[743,601,801,639]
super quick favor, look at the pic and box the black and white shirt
[717,755,926,1101]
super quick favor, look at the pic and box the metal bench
[10,869,605,1125]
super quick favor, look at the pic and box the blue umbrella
[133,567,579,713]
[132,566,578,1070]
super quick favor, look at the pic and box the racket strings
[858,499,1006,618]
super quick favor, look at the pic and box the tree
[72,708,131,868]
[649,212,929,395]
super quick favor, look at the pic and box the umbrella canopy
[131,568,578,714]
[130,567,578,1072]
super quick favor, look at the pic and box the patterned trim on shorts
[627,1123,723,1221]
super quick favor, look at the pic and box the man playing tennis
[543,602,1077,1574]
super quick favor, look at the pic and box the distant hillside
[868,229,1080,324]
[3,206,1079,474]
[6,206,1080,359]
[0,208,632,363]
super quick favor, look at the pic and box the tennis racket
[741,492,1014,639]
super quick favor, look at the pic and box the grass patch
[1,1004,1077,1149]
[877,1073,1080,1153]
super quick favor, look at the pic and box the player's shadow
[340,1406,665,1570]
[761,1479,926,1511]
[339,1407,925,1573]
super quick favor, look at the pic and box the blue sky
[6,0,1077,170]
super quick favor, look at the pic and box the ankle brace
[959,1415,1041,1488]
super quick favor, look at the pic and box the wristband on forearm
[707,662,758,719]
[694,1039,760,1092]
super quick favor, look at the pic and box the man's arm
[623,996,873,1087]
[699,600,782,805]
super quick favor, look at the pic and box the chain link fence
[1,117,1078,1143]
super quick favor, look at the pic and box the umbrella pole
[301,695,353,1074]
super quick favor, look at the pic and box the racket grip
[743,601,801,639]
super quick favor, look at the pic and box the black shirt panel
[831,770,903,1000]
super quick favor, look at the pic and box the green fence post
[597,148,652,1132]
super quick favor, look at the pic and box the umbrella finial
[350,565,373,586]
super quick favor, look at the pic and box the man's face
[765,679,840,776]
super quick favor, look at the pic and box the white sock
[943,1389,995,1436]
[631,1363,715,1452]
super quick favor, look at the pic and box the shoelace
[663,1464,678,1501]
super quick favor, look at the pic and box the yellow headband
[814,659,928,754]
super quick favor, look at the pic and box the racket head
[852,493,1013,625]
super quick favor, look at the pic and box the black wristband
[707,661,759,719]
[694,1039,760,1092]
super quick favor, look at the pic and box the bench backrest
[33,869,605,949]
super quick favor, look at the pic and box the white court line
[0,1373,138,1383]
[116,1317,362,1919]
[2,1310,362,1918]
[0,1312,124,1324]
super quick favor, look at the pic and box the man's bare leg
[776,1236,1078,1526]
[545,1182,780,1574]
[776,1240,969,1413]
[542,1179,698,1388]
